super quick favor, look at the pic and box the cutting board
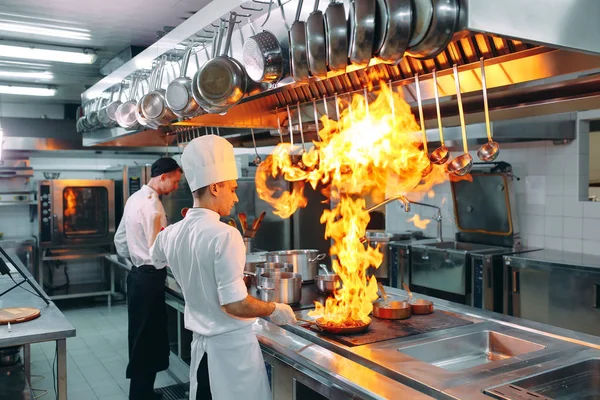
[0,307,41,324]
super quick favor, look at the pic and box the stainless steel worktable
[0,249,75,400]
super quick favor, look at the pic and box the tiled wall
[0,205,35,238]
[387,125,600,255]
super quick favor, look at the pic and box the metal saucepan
[407,0,459,59]
[97,89,116,127]
[403,283,434,314]
[315,274,342,294]
[244,251,268,273]
[136,67,160,129]
[374,0,413,64]
[324,0,347,73]
[115,77,141,130]
[306,0,328,79]
[100,82,126,128]
[298,317,371,334]
[289,0,309,83]
[257,271,302,304]
[242,17,285,83]
[198,13,248,110]
[265,249,326,282]
[166,42,204,119]
[347,0,376,67]
[141,57,178,126]
[255,262,293,280]
[192,30,229,115]
[407,0,433,49]
[373,282,411,319]
[85,97,104,130]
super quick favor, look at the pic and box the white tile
[583,219,600,242]
[545,176,564,196]
[563,177,583,197]
[563,217,584,239]
[583,240,600,256]
[527,156,548,175]
[544,236,564,251]
[584,202,600,219]
[563,238,583,253]
[525,235,545,248]
[544,216,563,237]
[563,196,584,218]
[545,196,564,217]
[523,216,545,235]
[545,154,565,176]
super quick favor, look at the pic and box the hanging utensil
[166,42,204,119]
[289,0,309,83]
[243,16,285,83]
[250,128,261,165]
[276,108,284,143]
[312,98,321,140]
[306,0,328,79]
[347,0,376,67]
[323,0,347,73]
[192,32,229,115]
[136,65,160,129]
[477,57,500,162]
[98,89,116,128]
[374,0,412,64]
[297,103,306,153]
[116,77,141,130]
[447,64,473,176]
[105,82,126,127]
[407,0,460,60]
[414,74,433,177]
[286,104,295,149]
[141,56,178,126]
[388,81,396,127]
[429,69,450,165]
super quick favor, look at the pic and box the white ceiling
[0,0,211,104]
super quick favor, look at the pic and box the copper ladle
[415,74,433,177]
[477,57,500,162]
[429,69,450,165]
[447,64,473,176]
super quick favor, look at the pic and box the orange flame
[256,81,448,325]
[407,214,431,230]
[64,188,77,217]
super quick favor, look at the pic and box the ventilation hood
[81,0,600,148]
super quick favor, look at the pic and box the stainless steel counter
[505,248,600,273]
[0,249,75,400]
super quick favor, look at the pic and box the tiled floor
[29,302,179,400]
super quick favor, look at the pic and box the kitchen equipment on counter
[289,0,309,82]
[373,0,412,64]
[243,16,286,83]
[38,179,115,248]
[315,273,341,294]
[306,0,327,79]
[255,262,293,281]
[166,43,204,119]
[407,0,459,59]
[257,271,302,304]
[298,318,371,334]
[365,231,393,279]
[0,308,41,324]
[323,0,347,73]
[245,251,268,273]
[429,69,450,165]
[373,282,412,319]
[447,64,473,176]
[347,0,376,67]
[477,57,500,162]
[266,249,326,282]
[403,282,433,314]
[0,346,21,367]
[115,77,142,130]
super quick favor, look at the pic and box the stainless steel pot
[265,249,326,282]
[115,77,141,130]
[166,43,203,119]
[141,57,178,126]
[255,262,293,280]
[257,271,302,304]
[315,273,342,294]
[365,231,393,278]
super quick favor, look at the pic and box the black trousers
[130,370,157,400]
[196,353,212,399]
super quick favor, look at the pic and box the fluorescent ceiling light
[0,21,90,40]
[0,43,96,64]
[0,60,51,68]
[0,84,56,96]
[0,70,53,80]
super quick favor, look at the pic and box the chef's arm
[223,295,276,318]
[148,212,165,248]
[114,216,130,258]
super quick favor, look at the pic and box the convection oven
[38,179,115,248]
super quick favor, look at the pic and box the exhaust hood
[81,0,600,148]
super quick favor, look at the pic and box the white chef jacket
[114,185,167,267]
[150,207,254,336]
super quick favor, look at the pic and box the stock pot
[265,249,326,282]
[257,271,302,304]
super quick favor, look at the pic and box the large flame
[64,188,77,218]
[256,80,448,325]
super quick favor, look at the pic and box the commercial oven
[38,179,115,248]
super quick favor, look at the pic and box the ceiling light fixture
[0,70,53,80]
[0,21,90,40]
[0,84,56,96]
[0,60,52,68]
[0,42,97,64]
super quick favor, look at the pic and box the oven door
[50,180,115,247]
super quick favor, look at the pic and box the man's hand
[269,303,296,325]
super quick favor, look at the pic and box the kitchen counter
[0,248,75,400]
[505,248,600,273]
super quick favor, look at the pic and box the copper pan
[298,318,370,334]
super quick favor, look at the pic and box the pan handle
[256,284,275,291]
[309,253,327,263]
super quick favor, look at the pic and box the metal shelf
[46,282,111,300]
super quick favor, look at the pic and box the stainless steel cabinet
[410,246,468,297]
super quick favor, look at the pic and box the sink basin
[398,331,546,371]
[486,359,600,399]
[421,241,500,252]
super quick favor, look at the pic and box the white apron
[189,325,271,400]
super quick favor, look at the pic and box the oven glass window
[63,187,108,238]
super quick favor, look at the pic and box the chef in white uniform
[150,135,296,400]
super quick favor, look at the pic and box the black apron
[126,266,169,378]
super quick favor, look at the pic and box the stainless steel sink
[422,241,499,252]
[398,331,546,371]
[486,359,600,400]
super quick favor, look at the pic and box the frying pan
[347,0,376,67]
[242,17,285,83]
[104,82,126,127]
[166,42,203,119]
[289,0,309,83]
[407,0,432,48]
[403,283,434,314]
[407,0,459,59]
[306,0,327,79]
[374,0,413,64]
[324,0,347,73]
[373,283,411,319]
[97,89,116,128]
[198,13,248,110]
[136,66,160,129]
[141,57,178,126]
[298,318,371,334]
[115,77,141,130]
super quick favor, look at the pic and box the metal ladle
[477,57,500,162]
[429,69,450,165]
[415,74,433,177]
[447,65,473,176]
[250,128,261,165]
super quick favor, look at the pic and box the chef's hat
[181,135,238,192]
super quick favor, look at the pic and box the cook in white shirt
[114,157,182,400]
[151,135,296,400]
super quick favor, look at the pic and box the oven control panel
[39,184,52,243]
